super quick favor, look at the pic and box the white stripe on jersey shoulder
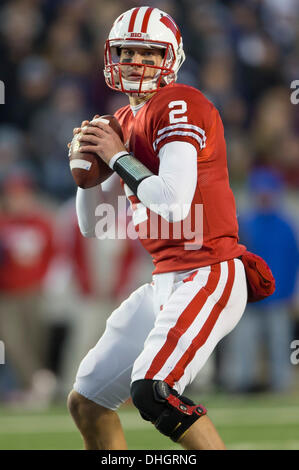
[153,130,206,151]
[157,123,206,139]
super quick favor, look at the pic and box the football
[69,115,124,188]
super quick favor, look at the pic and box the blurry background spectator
[0,170,56,404]
[219,168,299,393]
[0,0,298,402]
[29,78,89,199]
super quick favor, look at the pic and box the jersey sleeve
[146,85,215,160]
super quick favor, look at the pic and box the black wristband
[113,153,153,195]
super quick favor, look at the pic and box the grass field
[0,392,298,450]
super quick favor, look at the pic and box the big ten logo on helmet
[0,81,4,104]
[290,340,299,365]
[130,32,143,38]
[290,80,299,105]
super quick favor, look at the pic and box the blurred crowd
[0,0,298,406]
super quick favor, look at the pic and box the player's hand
[66,116,100,150]
[78,119,126,165]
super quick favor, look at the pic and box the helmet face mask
[103,7,185,95]
[104,39,176,94]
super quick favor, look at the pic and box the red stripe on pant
[165,259,236,387]
[145,263,221,380]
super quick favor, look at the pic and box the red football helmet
[104,6,185,94]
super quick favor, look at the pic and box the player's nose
[131,52,144,66]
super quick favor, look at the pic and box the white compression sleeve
[76,185,103,237]
[76,173,119,237]
[136,141,198,222]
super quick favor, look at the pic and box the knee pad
[131,379,207,442]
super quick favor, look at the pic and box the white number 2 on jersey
[168,100,188,124]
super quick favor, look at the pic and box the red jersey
[114,83,246,274]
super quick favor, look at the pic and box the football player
[67,6,248,450]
